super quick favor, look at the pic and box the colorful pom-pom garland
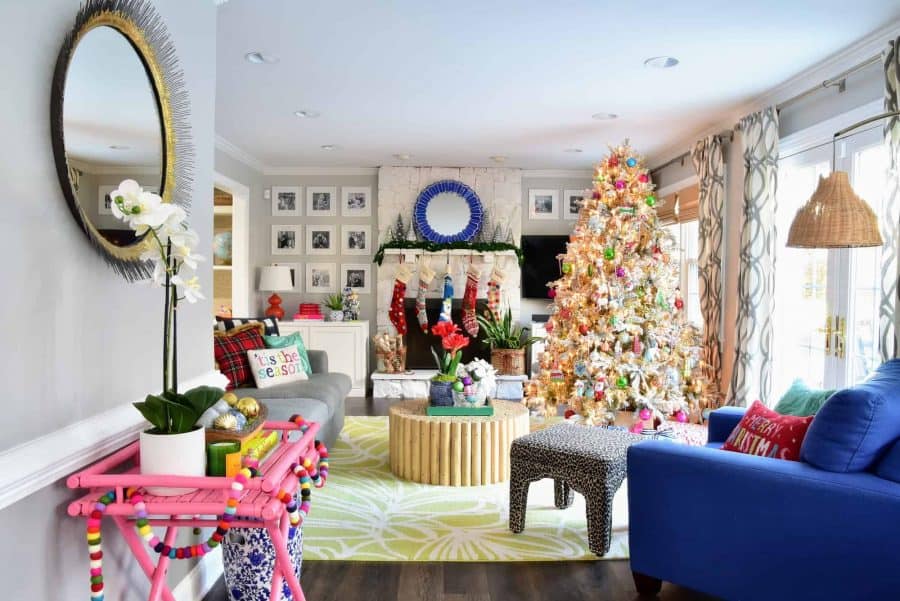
[84,414,327,601]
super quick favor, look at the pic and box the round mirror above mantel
[51,0,192,281]
[413,180,484,243]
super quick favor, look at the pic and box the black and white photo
[306,186,337,216]
[271,186,301,216]
[341,225,371,255]
[341,264,371,293]
[341,186,372,217]
[528,189,559,220]
[305,225,335,255]
[306,263,336,293]
[271,224,302,255]
[564,189,585,220]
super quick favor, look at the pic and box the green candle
[207,440,241,477]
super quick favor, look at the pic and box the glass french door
[774,127,889,397]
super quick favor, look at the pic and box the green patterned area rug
[303,416,629,561]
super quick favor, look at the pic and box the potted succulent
[109,180,224,494]
[429,320,470,406]
[477,308,542,375]
[323,293,345,322]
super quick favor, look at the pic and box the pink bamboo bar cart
[67,421,322,601]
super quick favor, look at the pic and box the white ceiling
[215,0,900,169]
[64,26,162,169]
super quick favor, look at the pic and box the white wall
[0,0,216,597]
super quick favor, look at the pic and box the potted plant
[109,180,224,494]
[323,293,345,322]
[476,308,542,375]
[429,320,470,406]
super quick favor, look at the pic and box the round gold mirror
[51,0,191,281]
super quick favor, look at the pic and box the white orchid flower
[110,179,143,219]
[169,227,199,250]
[129,194,177,234]
[172,274,204,304]
[173,244,206,270]
[159,205,188,236]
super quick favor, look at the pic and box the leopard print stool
[508,424,642,556]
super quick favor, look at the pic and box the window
[665,220,702,327]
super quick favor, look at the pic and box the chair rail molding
[0,370,228,512]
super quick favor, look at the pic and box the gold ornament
[213,413,238,431]
[236,397,260,419]
[222,392,239,407]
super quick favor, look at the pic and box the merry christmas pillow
[246,345,309,389]
[722,400,814,462]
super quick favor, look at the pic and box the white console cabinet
[278,320,369,397]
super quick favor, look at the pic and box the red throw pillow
[213,324,266,390]
[722,400,814,461]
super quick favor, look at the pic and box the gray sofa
[233,350,349,448]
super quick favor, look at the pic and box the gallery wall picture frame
[563,189,585,220]
[271,224,302,255]
[272,262,301,292]
[341,263,371,294]
[341,224,371,255]
[306,262,337,293]
[272,186,302,217]
[341,186,372,217]
[306,224,336,255]
[528,189,559,220]
[306,186,337,217]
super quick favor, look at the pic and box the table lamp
[259,265,293,320]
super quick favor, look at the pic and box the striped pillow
[215,316,280,336]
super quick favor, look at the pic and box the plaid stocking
[486,265,505,322]
[462,266,480,337]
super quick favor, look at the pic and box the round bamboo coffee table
[388,399,529,486]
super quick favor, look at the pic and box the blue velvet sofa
[627,359,900,601]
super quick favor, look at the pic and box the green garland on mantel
[373,240,524,266]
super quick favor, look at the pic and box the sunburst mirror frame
[50,0,193,281]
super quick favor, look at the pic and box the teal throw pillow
[263,332,312,375]
[773,379,835,416]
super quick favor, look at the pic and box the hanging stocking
[462,264,481,337]
[416,261,436,333]
[389,264,412,335]
[486,263,506,322]
[438,272,454,323]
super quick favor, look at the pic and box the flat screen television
[521,235,568,299]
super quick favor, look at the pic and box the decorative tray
[205,403,269,452]
[426,404,495,417]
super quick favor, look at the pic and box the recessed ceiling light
[564,148,583,153]
[293,110,320,118]
[245,51,279,65]
[489,155,507,163]
[393,153,412,160]
[320,144,340,151]
[592,112,618,121]
[109,144,130,150]
[644,56,679,69]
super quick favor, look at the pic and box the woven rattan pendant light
[786,171,882,248]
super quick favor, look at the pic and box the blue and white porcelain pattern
[413,180,484,243]
[222,524,303,601]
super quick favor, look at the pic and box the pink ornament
[639,408,652,420]
[616,266,626,278]
[630,421,644,434]
[615,180,626,190]
[638,173,649,183]
[674,410,687,423]
[548,288,557,299]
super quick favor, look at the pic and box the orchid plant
[430,320,470,383]
[110,180,221,434]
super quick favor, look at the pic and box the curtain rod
[650,52,882,175]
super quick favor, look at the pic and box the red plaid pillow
[214,324,266,389]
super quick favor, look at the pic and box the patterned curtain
[727,107,779,406]
[691,136,725,395]
[880,37,900,362]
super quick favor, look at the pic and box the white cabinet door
[306,324,367,396]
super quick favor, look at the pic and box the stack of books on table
[293,303,324,320]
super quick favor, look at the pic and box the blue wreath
[413,180,484,243]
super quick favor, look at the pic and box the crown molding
[649,18,900,169]
[214,134,265,173]
[263,166,379,176]
[522,169,594,179]
[68,158,160,175]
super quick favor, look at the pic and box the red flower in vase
[431,321,459,338]
[442,332,470,355]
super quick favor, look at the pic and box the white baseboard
[0,370,228,511]
[173,546,223,601]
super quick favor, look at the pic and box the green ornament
[636,287,645,297]
[608,316,618,326]
[452,381,464,392]
[616,376,628,389]
[646,195,657,207]
[587,264,594,276]
[562,262,572,274]
[604,247,615,260]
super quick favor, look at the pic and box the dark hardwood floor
[202,397,715,601]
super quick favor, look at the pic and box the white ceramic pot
[139,426,206,496]
[328,310,344,322]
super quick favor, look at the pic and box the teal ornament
[626,157,637,168]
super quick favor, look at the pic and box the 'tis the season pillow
[722,400,814,462]
[246,344,309,389]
